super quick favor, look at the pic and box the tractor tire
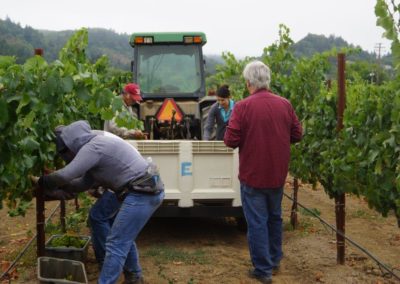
[235,217,247,232]
[201,104,216,140]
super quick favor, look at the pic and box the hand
[29,175,40,185]
[125,130,146,140]
[44,188,77,201]
[88,187,104,198]
[132,130,147,140]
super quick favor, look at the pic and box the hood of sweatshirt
[60,120,96,154]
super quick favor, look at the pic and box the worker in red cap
[104,83,146,139]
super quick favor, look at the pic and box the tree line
[0,17,391,75]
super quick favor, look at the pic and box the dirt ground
[0,180,399,284]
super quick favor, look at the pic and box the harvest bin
[45,235,91,262]
[37,256,88,284]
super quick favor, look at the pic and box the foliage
[47,234,87,248]
[0,18,132,70]
[375,0,400,71]
[210,24,400,224]
[291,33,392,65]
[0,28,133,214]
[206,52,252,100]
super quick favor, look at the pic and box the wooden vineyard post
[35,48,45,258]
[36,185,45,257]
[60,200,66,233]
[290,178,299,229]
[75,197,80,212]
[335,53,346,265]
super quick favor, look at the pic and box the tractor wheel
[235,217,247,232]
[201,105,216,140]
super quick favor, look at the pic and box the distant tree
[289,33,384,64]
[375,0,400,73]
[204,55,224,77]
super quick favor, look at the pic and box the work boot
[272,265,280,275]
[123,270,144,284]
[248,269,272,284]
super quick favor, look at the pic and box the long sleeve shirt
[104,97,139,138]
[203,100,234,140]
[43,121,148,192]
[224,89,302,188]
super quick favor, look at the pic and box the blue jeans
[89,190,140,277]
[240,183,283,278]
[98,190,164,284]
[89,190,120,267]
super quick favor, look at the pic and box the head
[243,61,271,94]
[216,84,231,109]
[54,121,95,163]
[122,83,142,106]
[54,125,75,163]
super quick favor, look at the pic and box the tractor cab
[129,32,215,140]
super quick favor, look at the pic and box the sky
[0,0,391,57]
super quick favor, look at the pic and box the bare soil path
[1,181,399,284]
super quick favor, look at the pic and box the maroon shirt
[224,89,302,188]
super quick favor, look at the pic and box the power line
[374,43,385,61]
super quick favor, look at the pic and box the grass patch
[349,209,383,221]
[284,218,317,236]
[144,245,210,265]
[44,220,63,235]
[300,207,321,217]
[350,209,369,218]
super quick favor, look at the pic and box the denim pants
[240,183,283,278]
[89,190,120,267]
[98,190,164,284]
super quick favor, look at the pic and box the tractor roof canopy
[130,32,207,47]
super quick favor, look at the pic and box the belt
[115,173,161,200]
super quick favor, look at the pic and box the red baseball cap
[124,83,142,102]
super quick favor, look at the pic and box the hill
[292,33,391,65]
[0,17,392,71]
[0,18,132,69]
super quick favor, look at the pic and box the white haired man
[224,61,303,283]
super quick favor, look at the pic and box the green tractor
[129,32,215,140]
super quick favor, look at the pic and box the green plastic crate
[37,257,88,284]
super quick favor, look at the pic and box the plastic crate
[37,256,88,284]
[45,235,91,262]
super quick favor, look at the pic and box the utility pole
[374,43,385,83]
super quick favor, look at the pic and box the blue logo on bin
[181,162,192,176]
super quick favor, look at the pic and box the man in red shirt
[224,61,302,283]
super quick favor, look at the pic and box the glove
[43,188,77,201]
[29,175,40,185]
[124,130,147,140]
[88,187,105,198]
[38,175,57,191]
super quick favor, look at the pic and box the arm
[104,104,140,138]
[203,104,217,140]
[290,107,303,143]
[104,117,131,138]
[62,174,96,192]
[224,103,242,149]
[40,144,100,191]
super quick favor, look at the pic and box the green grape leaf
[0,98,9,125]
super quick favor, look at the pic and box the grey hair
[243,61,271,90]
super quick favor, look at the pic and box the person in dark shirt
[203,85,234,140]
[224,61,302,284]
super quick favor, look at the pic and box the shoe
[272,265,280,275]
[123,276,144,284]
[123,270,144,284]
[248,269,272,284]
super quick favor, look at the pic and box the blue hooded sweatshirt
[45,120,148,192]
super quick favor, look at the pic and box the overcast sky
[0,0,391,57]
